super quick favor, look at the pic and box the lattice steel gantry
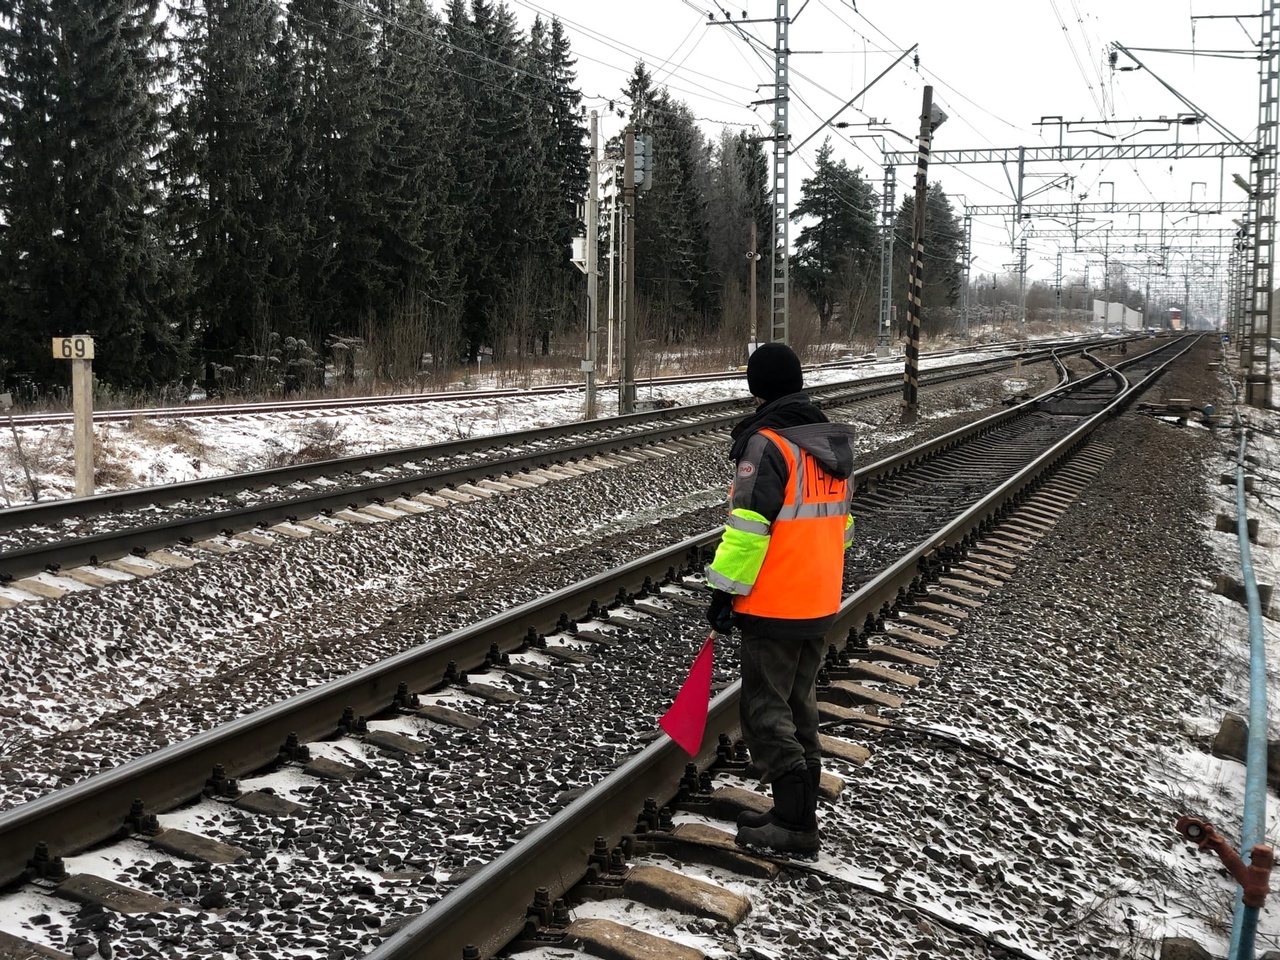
[877,165,895,354]
[769,0,790,345]
[1246,0,1279,405]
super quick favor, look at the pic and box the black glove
[706,589,735,633]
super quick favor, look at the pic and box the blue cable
[1228,402,1268,960]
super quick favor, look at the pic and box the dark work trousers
[738,629,826,784]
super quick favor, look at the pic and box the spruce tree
[168,0,297,388]
[285,0,379,346]
[791,138,879,331]
[893,182,963,334]
[445,0,533,360]
[544,19,588,260]
[626,63,714,340]
[707,129,769,325]
[359,0,467,379]
[0,0,180,391]
[514,14,586,357]
[0,0,60,389]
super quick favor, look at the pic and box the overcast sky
[505,0,1260,316]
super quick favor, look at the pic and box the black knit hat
[747,342,803,403]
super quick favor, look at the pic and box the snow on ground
[6,331,1216,959]
[0,348,1012,507]
[1121,342,1280,954]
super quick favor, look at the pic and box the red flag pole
[659,631,716,755]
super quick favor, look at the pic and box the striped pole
[902,85,933,418]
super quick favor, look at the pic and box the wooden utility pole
[584,111,599,419]
[748,220,761,353]
[606,166,617,379]
[902,86,933,420]
[620,125,637,413]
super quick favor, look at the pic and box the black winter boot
[735,770,819,858]
[737,760,822,829]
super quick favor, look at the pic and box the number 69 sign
[52,336,95,360]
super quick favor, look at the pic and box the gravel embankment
[0,370,1048,811]
[595,338,1269,959]
[3,346,1249,960]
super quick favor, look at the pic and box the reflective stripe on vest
[725,513,772,536]
[733,428,851,621]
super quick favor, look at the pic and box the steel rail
[0,399,741,531]
[0,343,1182,890]
[0,354,1033,535]
[0,353,1073,885]
[0,339,1188,893]
[368,334,1204,960]
[4,336,1089,428]
[0,532,714,890]
[0,355,1046,582]
[9,365,824,427]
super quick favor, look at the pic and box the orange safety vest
[732,427,851,621]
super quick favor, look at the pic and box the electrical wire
[695,0,1083,272]
[330,0,549,90]
[1048,0,1106,116]
[1122,47,1260,60]
[820,0,1083,210]
[649,17,706,89]
[829,0,1033,136]
[1066,0,1111,115]
[508,0,759,102]
[286,8,559,109]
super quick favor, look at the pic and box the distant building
[1091,299,1142,330]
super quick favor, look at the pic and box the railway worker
[705,342,856,858]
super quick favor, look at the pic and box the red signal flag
[659,633,715,755]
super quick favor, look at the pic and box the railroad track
[3,336,1099,428]
[0,335,1200,960]
[0,349,1068,597]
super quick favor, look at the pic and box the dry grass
[92,441,135,489]
[263,420,349,469]
[126,417,207,461]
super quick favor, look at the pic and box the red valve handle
[1176,816,1274,909]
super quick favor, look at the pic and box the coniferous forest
[0,0,961,399]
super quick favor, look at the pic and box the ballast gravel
[0,366,1049,811]
[21,354,1242,960]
